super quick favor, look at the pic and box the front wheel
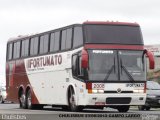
[68,87,82,112]
[117,106,130,112]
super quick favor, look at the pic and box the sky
[0,0,160,85]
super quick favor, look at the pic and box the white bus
[6,21,154,112]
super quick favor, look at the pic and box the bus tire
[0,96,4,103]
[26,89,32,109]
[26,89,43,110]
[117,106,130,112]
[19,92,27,109]
[68,87,78,112]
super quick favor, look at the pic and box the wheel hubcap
[70,94,76,109]
[20,94,25,106]
[27,92,31,107]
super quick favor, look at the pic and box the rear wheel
[19,93,27,109]
[117,106,130,112]
[26,89,32,109]
[26,89,43,109]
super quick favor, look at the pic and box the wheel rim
[70,94,76,109]
[27,91,32,108]
[20,94,25,107]
[69,88,77,111]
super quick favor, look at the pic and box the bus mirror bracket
[144,49,155,69]
[81,49,89,69]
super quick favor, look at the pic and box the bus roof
[83,21,140,26]
[7,21,140,42]
[7,24,81,42]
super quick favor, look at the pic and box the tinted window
[88,50,118,81]
[21,39,29,57]
[7,43,13,60]
[119,50,146,81]
[72,52,86,79]
[61,28,72,50]
[61,30,67,50]
[73,27,83,48]
[84,25,143,45]
[13,41,20,59]
[50,32,60,52]
[40,34,49,54]
[54,32,60,51]
[30,37,39,56]
[66,28,72,49]
[72,54,78,77]
[50,33,55,52]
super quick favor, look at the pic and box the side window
[40,34,49,54]
[73,27,83,48]
[61,30,67,50]
[66,28,72,50]
[30,37,39,56]
[50,33,54,52]
[61,28,72,51]
[72,53,85,79]
[21,39,29,57]
[50,31,60,52]
[72,54,78,77]
[13,41,20,59]
[7,43,13,60]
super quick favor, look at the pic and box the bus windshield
[84,25,143,45]
[88,50,146,82]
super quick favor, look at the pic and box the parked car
[0,87,7,103]
[138,81,160,110]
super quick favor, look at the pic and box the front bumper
[79,93,146,106]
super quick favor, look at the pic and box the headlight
[133,89,144,93]
[89,89,104,94]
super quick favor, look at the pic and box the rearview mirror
[81,49,89,69]
[144,49,155,69]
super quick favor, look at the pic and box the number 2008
[93,84,105,89]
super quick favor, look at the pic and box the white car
[0,87,7,103]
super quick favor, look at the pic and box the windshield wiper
[104,65,115,81]
[104,58,115,81]
[120,60,135,82]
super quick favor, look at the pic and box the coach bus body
[6,21,154,112]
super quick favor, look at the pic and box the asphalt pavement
[0,103,160,120]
